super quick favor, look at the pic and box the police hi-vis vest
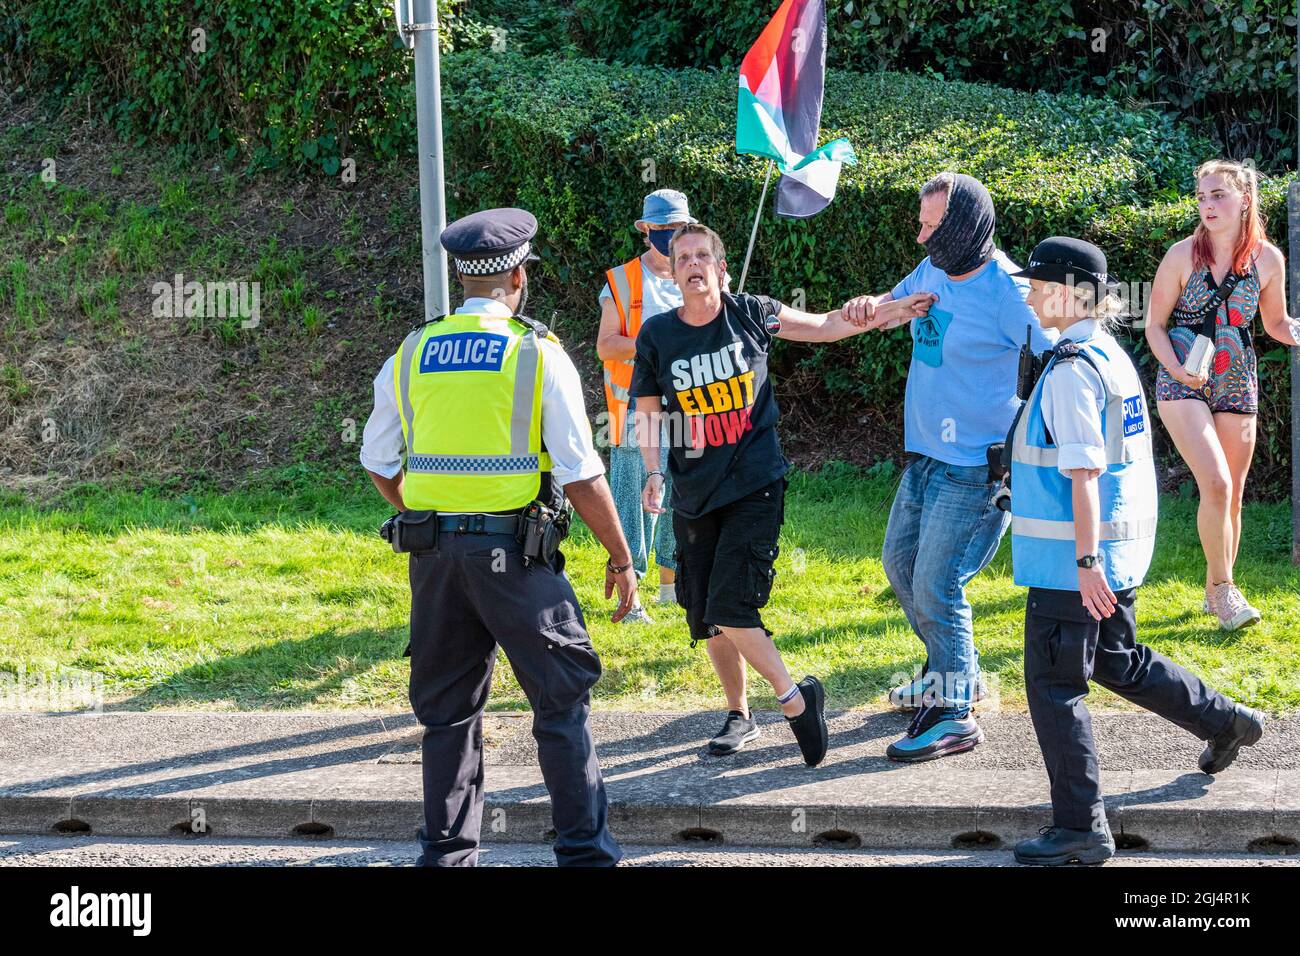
[394,312,554,512]
[1010,329,1158,592]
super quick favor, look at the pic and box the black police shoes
[1199,702,1265,775]
[785,676,829,767]
[1013,825,1116,866]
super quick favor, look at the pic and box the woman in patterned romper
[1146,160,1300,630]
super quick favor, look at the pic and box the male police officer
[360,207,636,867]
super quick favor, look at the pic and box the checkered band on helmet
[454,241,532,276]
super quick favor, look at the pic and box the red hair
[1191,159,1267,274]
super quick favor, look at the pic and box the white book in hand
[1183,334,1214,379]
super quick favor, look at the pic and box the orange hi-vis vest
[602,258,645,447]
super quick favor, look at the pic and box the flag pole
[738,160,775,293]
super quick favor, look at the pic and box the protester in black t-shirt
[629,223,936,765]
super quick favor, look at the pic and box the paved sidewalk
[3,834,1294,867]
[0,710,1296,855]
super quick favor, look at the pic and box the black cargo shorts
[671,478,785,646]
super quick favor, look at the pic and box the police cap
[1011,236,1122,299]
[440,207,541,277]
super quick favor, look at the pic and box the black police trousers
[407,530,621,867]
[1023,586,1236,831]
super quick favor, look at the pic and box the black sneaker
[785,676,829,767]
[1013,825,1115,866]
[1199,702,1265,775]
[708,710,760,756]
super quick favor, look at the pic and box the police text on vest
[420,332,509,373]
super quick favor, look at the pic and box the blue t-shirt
[891,250,1056,466]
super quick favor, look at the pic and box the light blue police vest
[1010,328,1158,592]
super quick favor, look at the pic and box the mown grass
[2,464,1296,713]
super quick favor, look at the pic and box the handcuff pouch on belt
[517,496,572,567]
[378,494,571,564]
[379,510,439,554]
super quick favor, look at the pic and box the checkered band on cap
[1028,260,1108,286]
[455,241,532,276]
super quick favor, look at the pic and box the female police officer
[1007,237,1265,866]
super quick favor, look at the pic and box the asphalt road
[1,834,1295,867]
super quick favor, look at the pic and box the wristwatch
[1076,554,1102,569]
[606,559,633,574]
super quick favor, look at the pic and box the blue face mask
[647,228,673,256]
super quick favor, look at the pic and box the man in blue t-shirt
[842,172,1056,762]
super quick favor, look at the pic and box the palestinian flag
[736,0,855,218]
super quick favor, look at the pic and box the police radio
[1017,323,1047,402]
[988,325,1051,511]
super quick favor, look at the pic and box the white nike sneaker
[621,604,655,625]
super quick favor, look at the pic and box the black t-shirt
[629,292,790,519]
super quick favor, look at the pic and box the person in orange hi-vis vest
[597,190,695,621]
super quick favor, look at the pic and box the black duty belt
[437,513,521,535]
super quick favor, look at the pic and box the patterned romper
[1154,262,1261,414]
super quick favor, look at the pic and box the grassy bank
[3,465,1296,713]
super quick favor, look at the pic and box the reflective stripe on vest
[394,313,552,511]
[1010,515,1159,542]
[1009,331,1158,592]
[405,454,541,475]
[602,259,642,446]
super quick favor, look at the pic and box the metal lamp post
[395,0,451,322]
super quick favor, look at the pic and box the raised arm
[776,292,937,342]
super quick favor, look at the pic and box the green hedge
[568,0,1300,171]
[436,49,1222,319]
[3,3,1293,495]
[433,51,1292,495]
[1,0,449,171]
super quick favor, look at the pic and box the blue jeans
[881,455,1011,711]
[610,443,676,578]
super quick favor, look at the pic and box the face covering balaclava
[922,173,996,276]
[647,227,673,256]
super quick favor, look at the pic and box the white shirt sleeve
[359,354,405,479]
[597,281,612,303]
[1040,358,1107,476]
[539,338,605,488]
